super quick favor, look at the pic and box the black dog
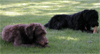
[44,9,99,33]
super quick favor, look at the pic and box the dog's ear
[25,23,35,39]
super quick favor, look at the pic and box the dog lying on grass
[45,9,99,33]
[1,23,49,47]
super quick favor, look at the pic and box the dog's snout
[45,42,48,45]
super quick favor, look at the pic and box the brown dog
[2,23,49,47]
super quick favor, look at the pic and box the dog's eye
[39,32,44,35]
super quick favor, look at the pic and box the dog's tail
[44,23,48,27]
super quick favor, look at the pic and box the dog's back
[2,24,27,42]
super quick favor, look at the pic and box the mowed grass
[0,0,100,54]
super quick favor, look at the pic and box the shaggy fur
[45,9,99,33]
[2,23,49,47]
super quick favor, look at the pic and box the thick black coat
[44,9,99,33]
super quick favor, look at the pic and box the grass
[0,0,100,54]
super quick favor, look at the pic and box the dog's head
[25,23,49,47]
[34,23,49,47]
[83,9,99,27]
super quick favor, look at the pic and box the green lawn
[0,0,100,54]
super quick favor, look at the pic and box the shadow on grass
[0,0,100,17]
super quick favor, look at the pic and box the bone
[93,26,98,33]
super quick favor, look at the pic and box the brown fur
[2,23,49,47]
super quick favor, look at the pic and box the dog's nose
[45,42,48,45]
